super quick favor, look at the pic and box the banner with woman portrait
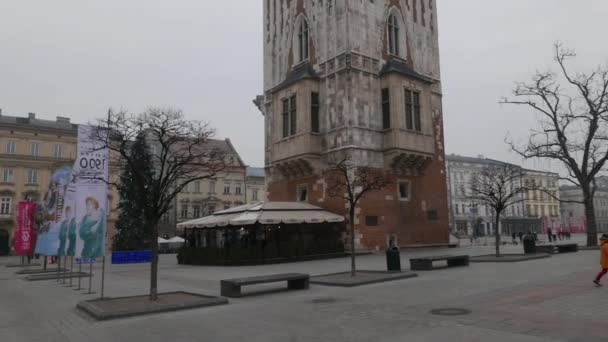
[71,125,110,258]
[34,165,72,256]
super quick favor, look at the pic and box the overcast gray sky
[1,1,607,170]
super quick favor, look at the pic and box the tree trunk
[350,207,356,277]
[495,213,501,257]
[583,191,598,247]
[150,222,159,301]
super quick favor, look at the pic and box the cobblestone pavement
[1,238,608,341]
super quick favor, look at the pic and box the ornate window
[282,95,297,138]
[30,143,39,156]
[0,197,11,215]
[297,18,309,62]
[2,168,14,183]
[6,141,16,154]
[27,169,38,184]
[382,88,391,129]
[388,14,400,56]
[311,92,320,133]
[405,89,421,131]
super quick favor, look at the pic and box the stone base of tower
[267,169,449,250]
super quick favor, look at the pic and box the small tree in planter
[324,155,390,277]
[91,108,226,300]
[465,163,525,257]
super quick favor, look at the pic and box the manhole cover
[311,297,337,304]
[430,308,471,316]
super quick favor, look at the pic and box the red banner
[13,201,36,255]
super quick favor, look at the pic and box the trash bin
[523,235,536,254]
[386,246,401,272]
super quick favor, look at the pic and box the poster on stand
[13,201,36,255]
[34,165,72,256]
[72,125,109,259]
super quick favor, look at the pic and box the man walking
[547,228,553,243]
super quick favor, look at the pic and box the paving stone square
[1,237,607,341]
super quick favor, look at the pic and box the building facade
[560,186,608,233]
[258,1,449,249]
[446,155,525,236]
[159,139,248,237]
[0,111,119,255]
[245,167,266,204]
[522,169,561,225]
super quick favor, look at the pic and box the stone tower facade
[258,0,449,249]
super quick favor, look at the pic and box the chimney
[56,116,71,124]
[0,108,2,116]
[28,112,36,119]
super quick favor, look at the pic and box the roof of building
[446,154,517,167]
[379,58,436,83]
[247,167,265,178]
[271,63,320,93]
[0,112,77,133]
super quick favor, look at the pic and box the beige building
[160,139,248,236]
[522,169,560,221]
[0,111,119,255]
[245,167,266,204]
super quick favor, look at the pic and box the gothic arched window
[388,14,400,56]
[298,18,309,62]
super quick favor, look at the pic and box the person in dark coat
[547,228,553,243]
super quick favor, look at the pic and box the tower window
[311,92,320,133]
[282,95,297,138]
[298,19,309,62]
[398,181,410,201]
[405,89,422,131]
[388,14,400,56]
[382,88,391,129]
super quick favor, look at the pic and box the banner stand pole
[85,259,95,295]
[21,255,24,265]
[100,255,106,300]
[56,257,61,283]
[43,257,47,270]
[75,260,82,291]
[63,257,69,284]
[67,257,74,287]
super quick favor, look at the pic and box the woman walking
[593,234,608,286]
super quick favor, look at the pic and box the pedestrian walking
[512,232,517,244]
[593,234,608,286]
[518,231,524,243]
[547,228,553,243]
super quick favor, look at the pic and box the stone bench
[556,244,578,253]
[535,245,556,254]
[535,244,579,254]
[220,273,309,298]
[409,255,469,271]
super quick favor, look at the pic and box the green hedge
[177,240,345,265]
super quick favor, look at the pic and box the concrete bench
[535,245,556,254]
[535,244,578,254]
[556,244,578,253]
[409,255,469,271]
[220,273,309,298]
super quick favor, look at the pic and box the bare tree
[323,155,390,276]
[503,43,608,246]
[92,108,226,300]
[465,163,525,257]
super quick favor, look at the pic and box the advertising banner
[13,201,36,255]
[34,165,72,256]
[72,125,109,259]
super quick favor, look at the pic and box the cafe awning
[177,202,345,229]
